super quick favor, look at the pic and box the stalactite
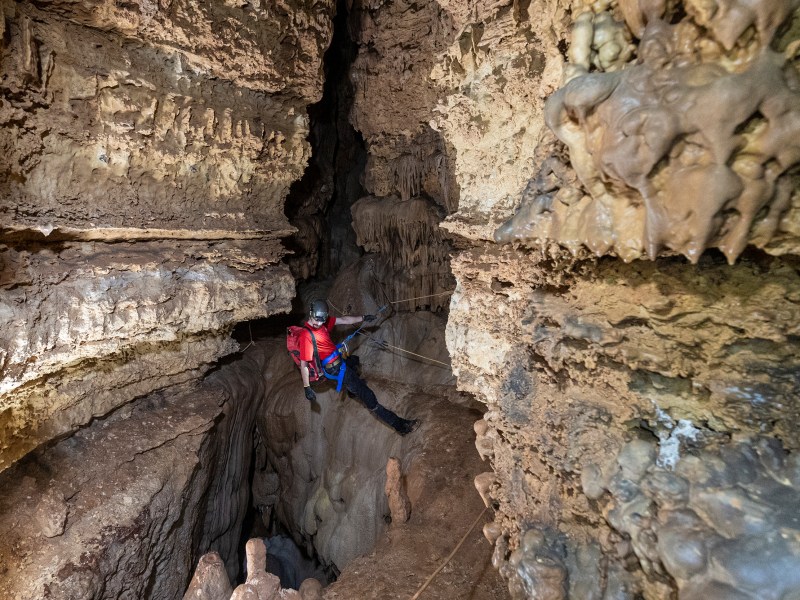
[351,196,447,268]
[351,195,454,311]
[389,147,455,213]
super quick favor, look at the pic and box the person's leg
[343,368,415,433]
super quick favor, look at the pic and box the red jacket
[299,317,337,362]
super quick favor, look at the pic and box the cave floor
[0,355,508,599]
[322,385,508,599]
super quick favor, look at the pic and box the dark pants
[329,358,407,431]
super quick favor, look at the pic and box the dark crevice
[284,0,367,282]
[233,0,365,588]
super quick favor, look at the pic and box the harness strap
[322,360,347,392]
[321,351,341,366]
[305,327,347,392]
[303,326,324,380]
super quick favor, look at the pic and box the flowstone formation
[495,0,800,264]
[0,0,334,471]
[184,540,315,600]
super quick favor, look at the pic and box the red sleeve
[299,329,315,363]
[325,317,336,331]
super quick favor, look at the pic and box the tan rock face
[447,244,800,598]
[495,0,800,264]
[0,0,334,471]
[339,0,800,596]
[385,456,411,523]
[0,385,226,600]
[1,0,329,234]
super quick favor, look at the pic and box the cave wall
[253,303,453,571]
[0,0,335,472]
[448,248,800,598]
[342,0,800,597]
[1,0,799,597]
[0,348,272,600]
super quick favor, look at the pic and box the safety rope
[386,290,454,305]
[326,292,455,368]
[328,290,454,315]
[358,331,451,368]
[409,505,490,599]
[241,322,254,352]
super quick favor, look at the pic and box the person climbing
[297,299,419,436]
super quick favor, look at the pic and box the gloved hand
[363,314,376,323]
[304,386,316,402]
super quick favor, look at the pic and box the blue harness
[321,349,347,392]
[304,325,347,392]
[306,307,389,393]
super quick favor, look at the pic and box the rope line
[358,331,451,367]
[241,322,255,352]
[409,505,489,600]
[328,291,454,314]
[387,290,454,305]
[323,292,455,368]
[326,298,346,317]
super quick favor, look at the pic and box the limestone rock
[231,585,259,600]
[183,553,233,600]
[385,457,411,524]
[246,572,281,600]
[34,487,68,538]
[298,578,323,600]
[246,539,268,579]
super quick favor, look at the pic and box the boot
[397,418,420,436]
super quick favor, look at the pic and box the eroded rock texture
[495,0,800,264]
[0,0,335,471]
[340,0,800,596]
[0,346,273,600]
[253,307,454,571]
[448,248,800,598]
[251,323,505,599]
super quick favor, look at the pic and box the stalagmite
[385,457,411,524]
[230,587,258,600]
[474,472,498,508]
[298,578,323,600]
[246,539,268,579]
[183,553,233,600]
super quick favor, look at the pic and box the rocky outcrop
[0,345,273,600]
[338,0,800,597]
[448,247,800,598]
[184,540,315,600]
[495,0,800,263]
[0,0,335,471]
